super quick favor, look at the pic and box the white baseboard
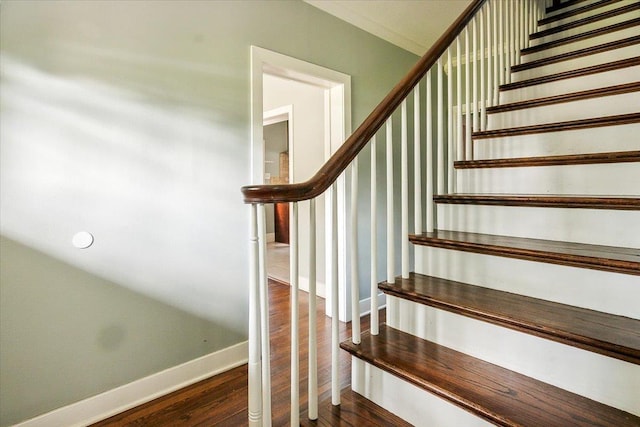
[266,233,275,243]
[14,341,249,427]
[359,292,386,317]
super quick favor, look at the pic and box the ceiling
[305,0,472,56]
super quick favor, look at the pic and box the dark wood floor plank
[92,281,393,426]
[380,273,640,364]
[300,388,412,427]
[433,194,640,210]
[455,151,640,169]
[342,326,640,427]
[410,230,640,275]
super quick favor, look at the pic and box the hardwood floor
[91,280,404,426]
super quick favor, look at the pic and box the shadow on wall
[0,236,244,427]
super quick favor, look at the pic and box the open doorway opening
[263,113,291,285]
[251,46,352,320]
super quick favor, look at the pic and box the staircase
[243,0,640,425]
[341,1,640,425]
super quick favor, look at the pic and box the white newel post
[248,204,263,426]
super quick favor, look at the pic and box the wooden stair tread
[433,194,640,210]
[455,151,640,169]
[531,2,640,40]
[380,273,640,364]
[299,387,412,426]
[539,0,625,25]
[341,326,640,427]
[513,34,640,72]
[500,56,640,91]
[409,230,640,275]
[523,16,640,55]
[487,82,640,113]
[473,112,640,139]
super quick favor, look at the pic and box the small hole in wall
[72,231,94,249]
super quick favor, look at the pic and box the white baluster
[329,184,340,406]
[370,136,379,335]
[290,201,299,426]
[465,27,472,160]
[257,204,271,426]
[350,160,361,342]
[493,0,499,105]
[457,36,463,168]
[499,0,505,85]
[486,2,492,109]
[510,0,516,71]
[401,100,409,278]
[308,198,318,420]
[248,204,262,427]
[472,16,479,134]
[386,118,395,284]
[447,48,454,194]
[414,86,422,235]
[437,58,445,195]
[426,70,434,233]
[480,7,486,132]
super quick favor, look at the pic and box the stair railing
[242,0,548,424]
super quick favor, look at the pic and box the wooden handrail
[242,0,486,204]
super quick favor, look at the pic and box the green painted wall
[0,1,419,424]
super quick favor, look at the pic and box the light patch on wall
[0,55,246,323]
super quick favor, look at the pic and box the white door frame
[250,46,352,321]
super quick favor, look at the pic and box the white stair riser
[544,0,604,19]
[511,42,640,82]
[487,91,639,129]
[530,8,640,46]
[351,359,492,427]
[474,122,640,159]
[437,203,640,248]
[523,24,640,62]
[538,1,633,31]
[500,64,640,103]
[414,246,640,319]
[456,162,640,195]
[387,297,640,415]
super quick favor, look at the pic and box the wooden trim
[539,0,623,25]
[523,17,640,55]
[409,230,640,276]
[341,326,640,427]
[532,2,640,40]
[487,82,640,113]
[512,35,640,72]
[500,56,640,91]
[380,273,640,364]
[241,0,487,203]
[433,194,640,210]
[472,112,640,139]
[455,150,640,169]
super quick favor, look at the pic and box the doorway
[263,114,291,285]
[251,46,352,320]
